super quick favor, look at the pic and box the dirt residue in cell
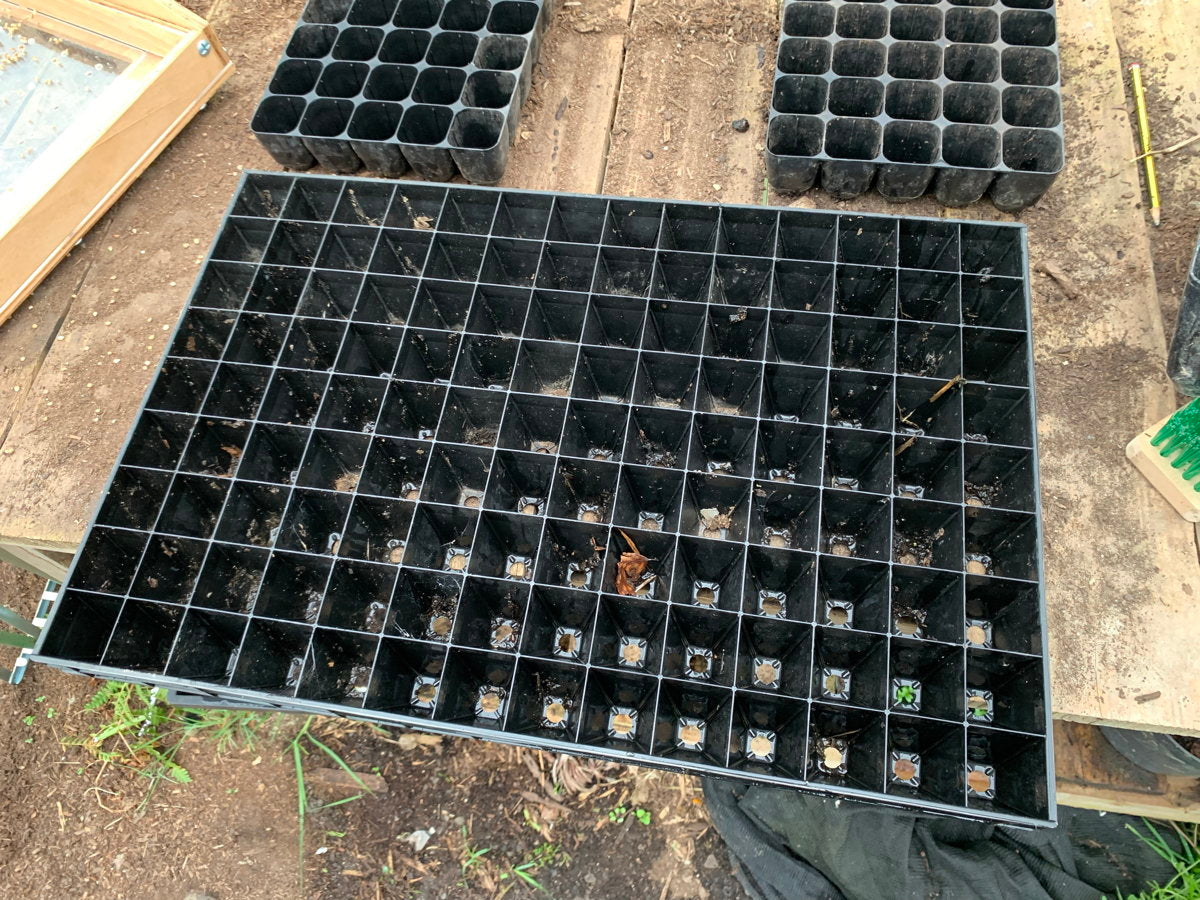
[462,425,498,446]
[964,479,1000,507]
[893,526,942,567]
[636,429,677,467]
[698,506,734,539]
[333,469,361,492]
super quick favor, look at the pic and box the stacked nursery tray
[768,0,1063,209]
[34,171,1054,826]
[252,0,553,182]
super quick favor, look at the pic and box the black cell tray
[251,0,554,183]
[33,171,1054,827]
[768,0,1064,210]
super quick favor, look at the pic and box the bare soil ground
[0,562,747,900]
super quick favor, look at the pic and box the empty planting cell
[688,413,756,478]
[783,2,835,37]
[1002,128,1063,177]
[887,42,941,80]
[511,340,576,396]
[744,547,820,624]
[832,40,886,77]
[1001,9,1055,45]
[778,38,831,76]
[825,428,892,495]
[653,682,732,766]
[773,75,828,116]
[286,24,337,58]
[837,3,887,39]
[766,311,830,367]
[963,444,1035,512]
[964,508,1038,581]
[817,555,890,632]
[304,0,353,23]
[831,317,894,373]
[886,81,940,121]
[651,251,714,303]
[946,7,998,42]
[613,464,684,533]
[963,384,1033,447]
[389,568,463,640]
[738,617,812,697]
[437,649,516,729]
[1003,47,1059,86]
[761,362,827,424]
[562,399,627,462]
[756,422,823,486]
[470,510,541,581]
[487,0,538,34]
[452,335,518,390]
[548,457,618,524]
[670,538,745,613]
[509,658,588,741]
[190,545,266,613]
[41,179,1049,824]
[367,638,447,717]
[750,483,820,552]
[147,359,214,414]
[812,629,887,710]
[394,0,442,27]
[944,45,999,83]
[580,670,657,753]
[891,5,942,41]
[896,375,963,439]
[625,406,691,469]
[535,519,608,591]
[453,576,528,653]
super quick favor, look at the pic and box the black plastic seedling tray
[251,0,553,182]
[33,171,1054,826]
[768,0,1064,210]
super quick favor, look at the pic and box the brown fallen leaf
[615,529,649,596]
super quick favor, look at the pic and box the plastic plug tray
[33,172,1054,826]
[251,0,553,182]
[768,0,1064,210]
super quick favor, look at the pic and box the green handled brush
[1127,398,1200,521]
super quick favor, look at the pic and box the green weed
[1117,822,1200,900]
[607,804,652,826]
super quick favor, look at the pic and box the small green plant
[608,804,652,826]
[460,825,492,876]
[894,684,917,705]
[64,682,270,808]
[1115,821,1200,900]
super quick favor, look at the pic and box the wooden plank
[504,0,633,193]
[1055,721,1200,823]
[602,0,775,201]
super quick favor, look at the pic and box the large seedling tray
[33,172,1054,826]
[768,0,1064,210]
[251,0,553,182]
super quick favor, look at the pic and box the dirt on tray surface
[0,562,747,900]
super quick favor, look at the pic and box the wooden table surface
[0,0,1198,813]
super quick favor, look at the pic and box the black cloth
[703,778,1181,900]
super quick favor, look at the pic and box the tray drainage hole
[388,541,406,564]
[520,499,542,515]
[821,667,851,699]
[893,679,921,710]
[827,605,850,626]
[445,549,470,571]
[966,554,992,576]
[818,740,847,774]
[759,592,786,618]
[542,699,568,727]
[619,636,647,668]
[686,646,713,679]
[677,719,705,751]
[589,448,614,461]
[895,612,924,637]
[966,766,995,797]
[411,679,440,707]
[765,528,792,549]
[754,658,781,688]
[531,441,558,454]
[555,627,582,658]
[892,755,919,784]
[608,707,637,738]
[463,494,482,509]
[639,512,663,531]
[966,620,992,647]
[490,617,519,649]
[405,488,421,501]
[429,614,454,638]
[578,506,602,523]
[506,555,532,580]
[476,687,506,719]
[828,535,855,557]
[693,581,719,607]
[747,731,776,762]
